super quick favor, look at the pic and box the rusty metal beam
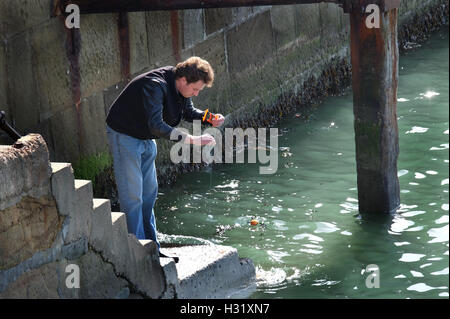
[53,0,342,15]
[349,2,401,214]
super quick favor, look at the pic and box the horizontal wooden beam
[341,0,401,13]
[53,0,343,15]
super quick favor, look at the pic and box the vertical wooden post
[347,0,401,214]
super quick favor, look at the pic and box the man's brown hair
[174,56,214,87]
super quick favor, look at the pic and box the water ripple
[406,126,429,134]
[293,233,324,242]
[314,222,340,234]
[431,267,449,276]
[407,283,447,292]
[427,224,449,243]
[399,253,426,262]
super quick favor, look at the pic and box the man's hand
[210,114,225,127]
[184,134,216,146]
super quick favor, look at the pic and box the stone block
[204,8,232,35]
[271,5,297,50]
[225,10,280,110]
[182,9,205,49]
[49,105,80,163]
[227,64,280,114]
[79,91,108,157]
[231,7,254,24]
[0,0,53,40]
[294,3,321,40]
[226,10,275,75]
[128,12,150,76]
[33,118,55,161]
[273,36,323,93]
[193,32,230,111]
[319,3,345,48]
[180,47,195,63]
[30,18,72,121]
[0,195,62,270]
[6,31,40,131]
[146,11,178,68]
[79,13,122,99]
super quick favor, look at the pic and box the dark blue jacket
[106,66,208,141]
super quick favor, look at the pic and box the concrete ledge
[161,245,256,299]
[159,258,180,298]
[0,134,51,211]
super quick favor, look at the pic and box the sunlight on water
[155,30,449,299]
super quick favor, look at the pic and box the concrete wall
[0,0,447,184]
[0,35,9,144]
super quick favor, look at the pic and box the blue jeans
[106,125,160,250]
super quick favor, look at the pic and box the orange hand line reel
[202,109,219,124]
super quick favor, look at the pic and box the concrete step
[50,162,76,217]
[89,199,114,253]
[158,257,180,299]
[109,212,132,275]
[51,164,93,243]
[125,236,165,298]
[160,245,256,298]
[61,179,94,243]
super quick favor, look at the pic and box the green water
[155,30,449,299]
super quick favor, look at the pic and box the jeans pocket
[117,132,144,156]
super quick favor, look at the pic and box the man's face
[177,77,205,98]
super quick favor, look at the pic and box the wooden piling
[347,1,401,214]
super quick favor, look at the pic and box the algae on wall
[72,152,119,209]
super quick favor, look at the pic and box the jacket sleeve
[182,98,208,123]
[142,81,188,142]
